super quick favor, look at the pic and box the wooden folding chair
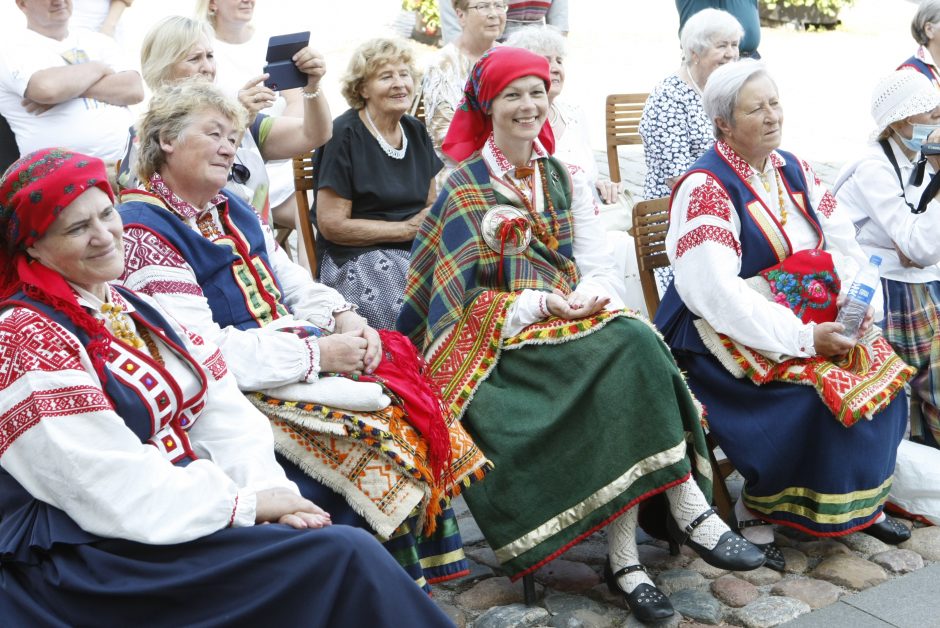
[292,150,318,278]
[605,93,648,185]
[631,197,737,523]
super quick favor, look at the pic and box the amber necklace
[507,163,560,250]
[100,302,165,365]
[758,166,788,226]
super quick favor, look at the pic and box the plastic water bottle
[835,255,882,341]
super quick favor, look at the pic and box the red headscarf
[441,46,555,163]
[0,148,116,380]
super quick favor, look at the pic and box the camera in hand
[921,142,940,156]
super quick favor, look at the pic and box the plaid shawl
[398,155,578,350]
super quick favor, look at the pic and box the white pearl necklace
[364,107,408,160]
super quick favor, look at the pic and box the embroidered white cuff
[302,337,321,383]
[231,490,257,528]
[799,323,817,357]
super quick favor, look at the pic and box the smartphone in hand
[263,31,310,91]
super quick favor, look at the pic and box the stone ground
[432,486,939,628]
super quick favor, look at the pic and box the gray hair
[136,79,248,181]
[505,24,567,58]
[912,0,940,45]
[680,8,744,65]
[703,59,773,139]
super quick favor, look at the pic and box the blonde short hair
[340,37,417,110]
[140,15,214,90]
[135,79,248,181]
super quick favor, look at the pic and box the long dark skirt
[677,350,908,536]
[278,452,469,590]
[461,317,711,578]
[0,524,453,627]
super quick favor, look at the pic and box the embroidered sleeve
[666,173,814,357]
[120,226,203,297]
[0,307,252,545]
[672,174,741,260]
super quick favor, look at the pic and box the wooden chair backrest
[631,196,670,318]
[410,82,427,124]
[605,92,648,183]
[292,150,318,278]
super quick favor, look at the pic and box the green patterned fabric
[461,315,712,578]
[397,155,576,350]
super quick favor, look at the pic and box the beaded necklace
[364,107,408,159]
[100,302,164,365]
[507,162,560,250]
[758,167,788,226]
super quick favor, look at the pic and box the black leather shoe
[736,517,786,572]
[862,516,911,545]
[604,560,674,622]
[668,508,766,571]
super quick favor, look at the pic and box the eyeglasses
[467,2,507,14]
[229,163,250,185]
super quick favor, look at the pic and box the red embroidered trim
[121,227,193,274]
[801,159,822,187]
[0,386,112,455]
[203,348,229,381]
[228,494,239,527]
[686,175,732,222]
[675,225,741,259]
[816,190,837,219]
[302,338,318,382]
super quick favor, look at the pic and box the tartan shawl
[398,155,578,351]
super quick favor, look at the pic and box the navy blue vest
[119,189,289,332]
[0,287,200,562]
[654,147,825,353]
[899,55,939,86]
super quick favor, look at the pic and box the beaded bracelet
[302,86,322,100]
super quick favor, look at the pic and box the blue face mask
[899,122,940,152]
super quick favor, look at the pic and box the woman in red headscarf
[0,149,454,627]
[397,47,764,623]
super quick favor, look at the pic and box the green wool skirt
[461,316,711,578]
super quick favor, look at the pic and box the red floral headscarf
[0,148,116,380]
[442,46,555,163]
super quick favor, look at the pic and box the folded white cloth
[261,377,391,412]
[889,439,940,525]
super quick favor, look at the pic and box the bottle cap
[870,255,882,266]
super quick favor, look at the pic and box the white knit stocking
[665,478,728,549]
[735,498,774,544]
[607,508,653,593]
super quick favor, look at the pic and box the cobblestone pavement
[432,488,938,628]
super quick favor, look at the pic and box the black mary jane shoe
[736,517,786,572]
[604,560,674,623]
[667,507,766,571]
[862,516,912,545]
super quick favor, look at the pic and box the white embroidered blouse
[120,188,353,392]
[0,284,296,545]
[667,141,878,358]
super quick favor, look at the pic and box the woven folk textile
[250,389,490,539]
[694,319,914,427]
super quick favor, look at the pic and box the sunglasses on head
[229,163,250,185]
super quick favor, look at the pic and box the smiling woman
[313,37,442,329]
[0,148,454,626]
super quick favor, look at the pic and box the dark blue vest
[119,190,289,332]
[0,287,199,562]
[899,56,939,86]
[654,147,824,353]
